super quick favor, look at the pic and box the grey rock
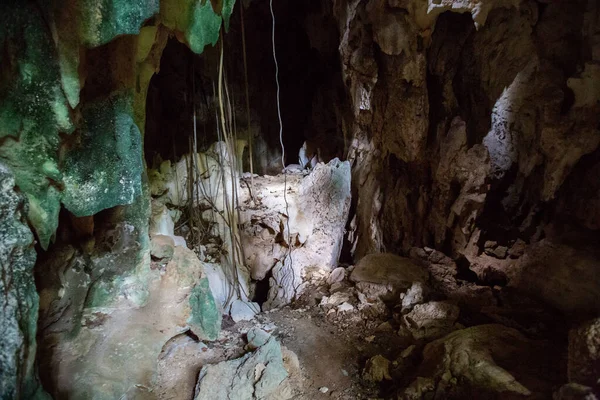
[410,324,555,398]
[403,301,459,340]
[195,329,288,400]
[350,253,428,289]
[569,318,600,387]
[401,282,429,312]
[327,267,346,284]
[150,234,175,259]
[553,383,598,400]
[552,383,598,400]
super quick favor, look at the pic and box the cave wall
[335,0,600,317]
[0,0,234,397]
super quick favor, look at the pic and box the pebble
[319,386,329,393]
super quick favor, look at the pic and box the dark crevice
[252,269,273,306]
[455,256,479,283]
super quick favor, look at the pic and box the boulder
[553,383,598,400]
[408,324,558,398]
[351,253,428,289]
[403,301,459,340]
[195,328,288,400]
[229,300,260,323]
[568,318,600,387]
[362,355,392,383]
[327,267,346,284]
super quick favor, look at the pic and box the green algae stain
[62,91,144,217]
[188,278,222,341]
[187,1,223,54]
[80,0,160,47]
[0,1,74,249]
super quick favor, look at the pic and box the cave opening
[144,0,346,174]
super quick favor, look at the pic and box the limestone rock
[36,243,221,398]
[0,163,49,399]
[239,159,351,309]
[401,282,429,312]
[327,267,346,284]
[150,234,175,259]
[569,318,600,387]
[195,328,288,400]
[399,377,436,400]
[0,2,73,249]
[362,355,392,383]
[62,91,144,217]
[350,253,428,288]
[508,239,600,316]
[403,301,459,340]
[229,300,260,323]
[553,383,598,400]
[410,324,555,398]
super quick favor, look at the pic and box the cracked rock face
[194,328,289,400]
[0,163,49,399]
[336,0,600,321]
[406,324,560,399]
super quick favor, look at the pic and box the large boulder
[508,239,600,317]
[351,253,429,288]
[568,318,600,387]
[37,243,221,399]
[403,324,559,399]
[194,328,289,400]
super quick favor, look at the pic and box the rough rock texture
[335,0,600,322]
[194,328,288,400]
[350,253,429,288]
[405,324,560,399]
[402,301,460,340]
[62,92,144,217]
[0,1,236,397]
[0,164,49,399]
[568,318,600,387]
[36,242,221,398]
[238,159,352,308]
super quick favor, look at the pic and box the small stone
[508,239,527,258]
[401,282,428,312]
[337,302,355,313]
[362,355,392,382]
[403,301,459,340]
[364,335,376,343]
[327,267,346,284]
[329,282,345,294]
[150,234,175,260]
[341,369,349,376]
[229,300,260,323]
[376,321,394,332]
[319,386,329,393]
[400,345,416,359]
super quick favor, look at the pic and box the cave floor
[154,282,395,399]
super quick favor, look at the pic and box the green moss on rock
[161,0,235,54]
[80,0,160,47]
[0,163,50,400]
[0,1,74,249]
[63,91,144,217]
[189,278,222,341]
